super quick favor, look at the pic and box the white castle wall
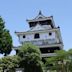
[19,31,59,44]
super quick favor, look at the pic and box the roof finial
[39,10,42,15]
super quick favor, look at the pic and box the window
[23,35,25,38]
[34,33,40,39]
[49,32,52,36]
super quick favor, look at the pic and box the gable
[30,24,46,31]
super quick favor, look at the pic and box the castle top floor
[26,11,56,28]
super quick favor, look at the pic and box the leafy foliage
[0,55,20,72]
[0,56,19,68]
[45,49,72,72]
[0,43,43,72]
[17,43,43,72]
[0,16,12,56]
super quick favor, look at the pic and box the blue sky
[0,0,72,52]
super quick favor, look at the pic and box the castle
[15,11,63,62]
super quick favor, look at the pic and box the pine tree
[0,16,12,56]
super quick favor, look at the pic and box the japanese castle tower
[15,11,63,61]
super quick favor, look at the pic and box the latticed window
[34,33,40,39]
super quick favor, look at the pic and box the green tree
[17,43,43,72]
[0,55,20,72]
[45,50,68,72]
[67,49,72,72]
[0,16,12,56]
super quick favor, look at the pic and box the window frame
[34,33,40,39]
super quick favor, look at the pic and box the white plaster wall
[19,34,34,42]
[19,31,57,43]
[40,32,55,39]
[42,25,52,29]
[19,35,23,42]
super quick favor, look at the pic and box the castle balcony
[23,38,62,48]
